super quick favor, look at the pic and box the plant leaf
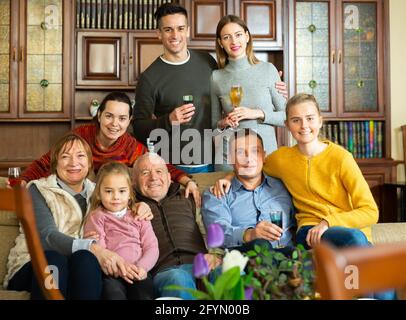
[246,250,257,257]
[213,266,241,299]
[232,278,245,300]
[165,285,211,300]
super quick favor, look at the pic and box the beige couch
[1,172,406,300]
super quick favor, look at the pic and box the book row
[76,0,176,30]
[320,121,384,159]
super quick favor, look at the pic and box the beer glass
[229,85,243,108]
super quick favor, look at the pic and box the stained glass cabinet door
[0,0,72,119]
[294,0,384,118]
[19,0,73,118]
[337,0,384,117]
[295,0,336,116]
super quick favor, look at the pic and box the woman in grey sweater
[211,15,287,171]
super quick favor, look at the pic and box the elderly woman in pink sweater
[84,162,159,300]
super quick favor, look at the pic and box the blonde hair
[215,15,259,69]
[88,162,135,214]
[285,93,321,119]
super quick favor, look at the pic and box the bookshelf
[75,0,176,30]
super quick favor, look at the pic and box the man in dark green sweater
[133,3,217,173]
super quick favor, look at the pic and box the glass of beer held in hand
[229,85,243,108]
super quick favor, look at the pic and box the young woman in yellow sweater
[213,93,378,250]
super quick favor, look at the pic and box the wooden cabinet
[77,31,129,87]
[76,31,162,88]
[0,0,73,120]
[185,0,282,49]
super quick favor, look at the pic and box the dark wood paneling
[358,159,400,222]
[0,123,71,176]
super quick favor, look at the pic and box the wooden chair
[0,186,64,300]
[313,242,406,300]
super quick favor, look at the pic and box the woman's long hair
[215,15,259,69]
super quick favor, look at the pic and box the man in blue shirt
[202,128,295,251]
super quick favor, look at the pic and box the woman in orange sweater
[21,92,201,206]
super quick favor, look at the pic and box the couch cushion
[0,211,19,288]
[192,171,230,194]
[0,287,30,300]
[372,223,406,244]
[0,176,7,188]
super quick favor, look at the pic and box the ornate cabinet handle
[40,79,49,88]
[332,50,336,64]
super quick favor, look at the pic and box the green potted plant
[167,223,316,300]
[244,243,316,300]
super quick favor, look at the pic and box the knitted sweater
[84,207,159,272]
[263,141,378,241]
[4,175,94,287]
[211,57,286,155]
[133,50,218,165]
[21,124,186,182]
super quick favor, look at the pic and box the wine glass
[270,210,283,248]
[8,167,22,187]
[229,85,243,131]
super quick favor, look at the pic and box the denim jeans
[153,264,196,300]
[296,225,369,249]
[296,225,396,300]
[175,164,213,174]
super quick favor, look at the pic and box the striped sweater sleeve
[21,151,52,182]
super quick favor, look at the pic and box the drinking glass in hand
[183,95,194,125]
[229,85,243,108]
[270,210,283,248]
[8,167,22,187]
